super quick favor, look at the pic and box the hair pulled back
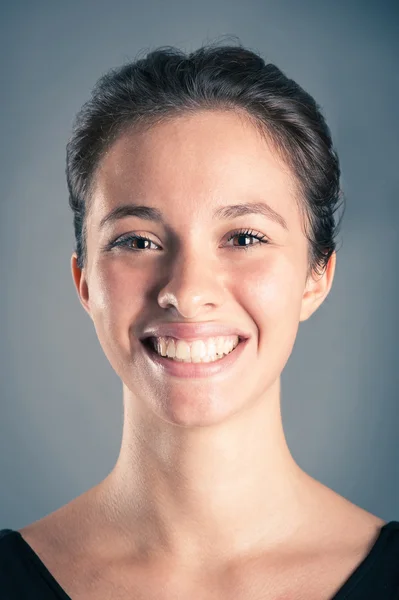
[66,38,345,278]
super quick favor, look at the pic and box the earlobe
[71,253,92,318]
[299,252,336,322]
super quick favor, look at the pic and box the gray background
[0,0,398,529]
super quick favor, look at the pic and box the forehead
[90,110,300,226]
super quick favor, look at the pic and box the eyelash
[107,228,269,253]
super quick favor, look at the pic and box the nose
[156,247,225,319]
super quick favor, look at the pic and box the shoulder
[0,528,14,542]
[0,527,41,598]
[17,485,99,555]
[0,528,21,558]
[347,519,399,596]
[11,492,102,595]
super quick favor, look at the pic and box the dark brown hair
[66,38,345,278]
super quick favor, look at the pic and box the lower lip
[140,338,249,379]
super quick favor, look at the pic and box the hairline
[80,106,314,277]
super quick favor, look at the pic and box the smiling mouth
[141,336,244,363]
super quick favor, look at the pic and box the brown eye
[231,233,258,247]
[109,234,160,252]
[107,229,268,253]
[225,228,269,250]
[129,237,153,250]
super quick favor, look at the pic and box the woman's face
[72,110,333,426]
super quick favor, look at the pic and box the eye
[106,228,269,253]
[225,228,269,251]
[108,233,160,252]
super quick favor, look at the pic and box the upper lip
[140,322,251,342]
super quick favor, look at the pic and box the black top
[0,522,399,599]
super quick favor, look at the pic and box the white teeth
[150,336,240,363]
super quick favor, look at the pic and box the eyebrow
[99,201,288,231]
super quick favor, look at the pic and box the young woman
[1,41,397,599]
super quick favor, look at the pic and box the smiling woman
[1,41,398,599]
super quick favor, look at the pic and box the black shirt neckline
[328,520,399,598]
[7,520,399,599]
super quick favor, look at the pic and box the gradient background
[0,0,398,529]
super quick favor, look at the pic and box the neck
[97,377,316,568]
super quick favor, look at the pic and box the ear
[299,251,336,322]
[71,253,92,319]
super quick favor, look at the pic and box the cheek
[90,262,145,316]
[88,263,146,358]
[241,254,304,315]
[240,255,305,355]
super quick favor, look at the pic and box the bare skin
[19,110,385,599]
[19,481,385,599]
